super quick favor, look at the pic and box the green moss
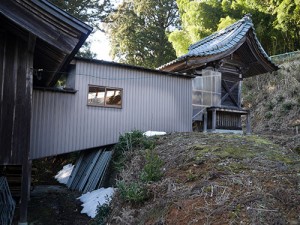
[264,151,294,164]
[190,134,298,167]
[192,145,217,157]
[223,162,249,173]
[215,146,256,159]
[245,136,273,145]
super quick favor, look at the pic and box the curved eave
[160,29,278,76]
[159,17,251,71]
[160,35,248,72]
[242,30,278,77]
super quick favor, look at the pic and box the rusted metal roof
[159,14,278,77]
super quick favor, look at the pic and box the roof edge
[73,57,195,79]
[32,0,93,34]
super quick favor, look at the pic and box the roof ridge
[158,14,278,74]
[188,14,253,51]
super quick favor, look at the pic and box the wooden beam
[203,110,207,133]
[212,109,217,131]
[221,80,239,107]
[19,33,35,225]
[0,1,77,54]
[238,75,242,108]
[246,112,251,135]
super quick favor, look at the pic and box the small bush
[114,130,155,156]
[294,146,300,155]
[114,130,145,155]
[113,131,156,171]
[282,101,294,111]
[186,169,197,182]
[140,149,164,182]
[265,112,273,119]
[117,181,148,203]
[276,95,285,103]
[266,101,275,110]
[91,202,111,225]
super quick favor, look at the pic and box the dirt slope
[243,51,300,134]
[108,132,300,225]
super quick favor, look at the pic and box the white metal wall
[30,60,192,159]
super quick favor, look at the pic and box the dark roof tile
[159,14,276,71]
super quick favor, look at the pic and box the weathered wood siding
[0,30,33,165]
[30,60,192,159]
[221,73,241,108]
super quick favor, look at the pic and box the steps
[0,166,22,198]
[0,176,16,225]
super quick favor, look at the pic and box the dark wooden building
[159,14,278,133]
[0,0,92,223]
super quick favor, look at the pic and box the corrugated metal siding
[30,61,192,159]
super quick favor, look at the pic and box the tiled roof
[159,14,274,70]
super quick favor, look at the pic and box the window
[88,85,122,108]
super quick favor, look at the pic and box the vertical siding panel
[30,60,192,159]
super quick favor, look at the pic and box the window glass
[106,89,122,106]
[88,85,122,108]
[88,86,105,105]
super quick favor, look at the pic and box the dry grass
[107,132,300,225]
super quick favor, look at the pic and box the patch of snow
[54,164,74,185]
[78,188,115,218]
[143,131,166,137]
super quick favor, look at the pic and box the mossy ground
[108,132,300,225]
[22,132,300,225]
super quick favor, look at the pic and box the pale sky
[89,0,121,61]
[90,30,112,61]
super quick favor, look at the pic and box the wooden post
[19,34,35,225]
[203,110,207,133]
[238,78,243,108]
[19,161,32,225]
[212,109,217,131]
[246,112,251,135]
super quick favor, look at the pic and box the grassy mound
[107,132,300,225]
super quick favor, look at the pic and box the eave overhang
[159,15,278,77]
[0,0,92,87]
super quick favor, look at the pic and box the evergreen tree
[169,0,300,57]
[49,0,114,58]
[106,0,179,69]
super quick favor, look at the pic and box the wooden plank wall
[0,29,32,165]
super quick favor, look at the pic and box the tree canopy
[49,0,299,63]
[106,0,179,68]
[49,0,114,58]
[169,0,300,57]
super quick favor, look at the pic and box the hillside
[107,132,300,225]
[104,52,300,225]
[24,52,300,225]
[243,51,300,134]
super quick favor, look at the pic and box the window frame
[87,85,123,108]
